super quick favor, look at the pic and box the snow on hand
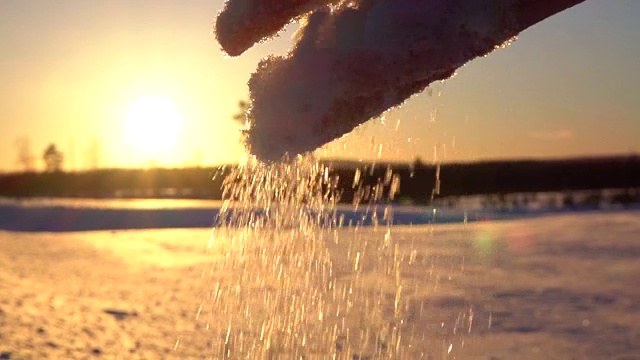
[216,0,582,162]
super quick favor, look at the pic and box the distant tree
[14,137,35,172]
[43,144,64,172]
[232,100,250,127]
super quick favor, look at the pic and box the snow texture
[2,212,640,358]
[216,0,584,162]
[215,1,516,161]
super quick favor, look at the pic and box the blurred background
[1,3,640,359]
[1,0,638,172]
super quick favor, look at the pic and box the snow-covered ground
[1,196,637,232]
[0,199,638,358]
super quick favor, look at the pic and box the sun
[124,95,182,153]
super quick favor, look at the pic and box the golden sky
[1,1,639,171]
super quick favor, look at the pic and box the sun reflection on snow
[472,223,537,261]
[473,228,498,258]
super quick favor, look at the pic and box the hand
[215,0,587,162]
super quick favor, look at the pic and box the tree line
[1,156,639,204]
[14,138,65,173]
[13,137,103,173]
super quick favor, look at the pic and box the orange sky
[1,1,639,171]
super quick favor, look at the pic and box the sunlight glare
[124,95,182,153]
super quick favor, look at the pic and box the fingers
[215,0,334,56]
[215,0,587,57]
